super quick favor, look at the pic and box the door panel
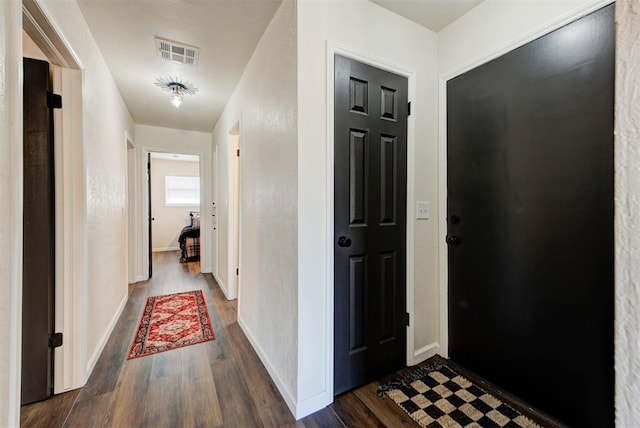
[22,58,55,404]
[334,55,408,395]
[447,5,614,426]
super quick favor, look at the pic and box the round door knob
[446,235,461,246]
[337,236,352,247]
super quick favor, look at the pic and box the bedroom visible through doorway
[149,152,202,272]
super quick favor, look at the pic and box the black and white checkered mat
[377,362,541,428]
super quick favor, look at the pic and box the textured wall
[0,2,22,425]
[210,0,299,407]
[615,1,640,424]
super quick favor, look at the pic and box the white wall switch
[416,201,430,220]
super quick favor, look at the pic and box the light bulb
[170,86,183,108]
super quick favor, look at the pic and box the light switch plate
[416,201,430,220]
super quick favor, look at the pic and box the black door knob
[446,235,461,246]
[337,236,352,247]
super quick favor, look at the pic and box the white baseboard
[294,390,332,420]
[201,265,212,273]
[135,275,147,283]
[152,246,180,252]
[85,292,128,376]
[213,273,229,299]
[411,342,440,366]
[237,315,298,418]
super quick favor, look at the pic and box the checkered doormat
[377,362,541,428]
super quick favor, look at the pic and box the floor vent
[155,37,200,66]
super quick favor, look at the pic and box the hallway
[21,252,419,427]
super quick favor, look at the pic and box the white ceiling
[370,0,483,32]
[77,0,282,133]
[77,0,481,134]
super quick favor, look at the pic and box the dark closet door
[334,55,408,395]
[447,5,614,426]
[22,58,56,404]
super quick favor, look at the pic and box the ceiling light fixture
[155,76,198,109]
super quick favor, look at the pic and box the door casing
[325,43,419,398]
[140,147,207,281]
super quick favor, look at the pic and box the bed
[178,211,200,262]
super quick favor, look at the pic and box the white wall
[150,158,200,252]
[438,0,610,76]
[134,124,212,276]
[211,0,299,412]
[0,1,23,425]
[38,0,135,375]
[296,0,439,417]
[614,1,640,425]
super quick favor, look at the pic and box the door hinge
[405,312,410,327]
[236,149,240,157]
[236,268,239,275]
[408,102,411,116]
[47,91,62,109]
[48,332,63,348]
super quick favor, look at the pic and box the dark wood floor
[21,251,419,427]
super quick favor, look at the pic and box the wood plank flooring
[21,251,419,427]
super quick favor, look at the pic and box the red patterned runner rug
[128,290,215,359]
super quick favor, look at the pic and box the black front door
[447,5,614,426]
[22,58,56,404]
[334,55,408,395]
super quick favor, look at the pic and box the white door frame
[23,0,88,395]
[212,144,219,278]
[141,146,207,280]
[125,132,136,284]
[225,121,241,300]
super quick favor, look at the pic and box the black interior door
[334,55,408,395]
[447,5,614,426]
[22,58,56,404]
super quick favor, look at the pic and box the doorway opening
[21,0,86,402]
[148,152,202,275]
[226,122,241,300]
[445,5,614,426]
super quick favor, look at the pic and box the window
[165,176,200,206]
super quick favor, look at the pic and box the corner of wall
[85,292,128,376]
[237,315,298,416]
[614,1,640,425]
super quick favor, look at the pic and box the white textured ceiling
[370,0,483,32]
[77,0,282,132]
[78,0,481,133]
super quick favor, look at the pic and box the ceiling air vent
[155,37,200,66]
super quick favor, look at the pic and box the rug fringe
[377,361,446,397]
